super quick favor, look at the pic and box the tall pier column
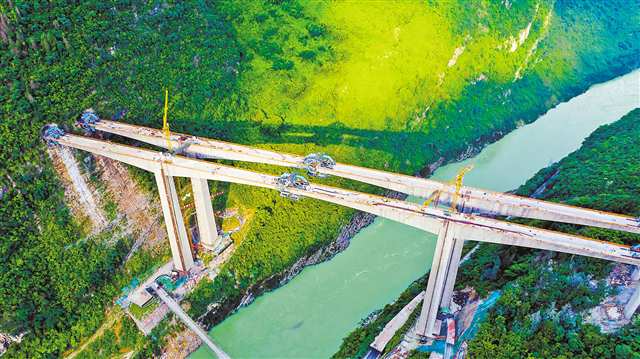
[631,266,640,282]
[624,266,640,319]
[415,221,459,337]
[440,237,465,309]
[155,170,194,272]
[624,285,640,319]
[191,177,219,251]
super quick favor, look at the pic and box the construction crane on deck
[422,165,473,213]
[162,89,173,152]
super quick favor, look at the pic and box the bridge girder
[56,134,640,267]
[54,130,640,339]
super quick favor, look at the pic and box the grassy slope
[1,0,638,356]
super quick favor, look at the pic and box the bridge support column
[631,266,640,281]
[155,170,194,272]
[440,237,465,309]
[415,220,460,337]
[191,177,219,251]
[624,266,640,319]
[624,284,640,319]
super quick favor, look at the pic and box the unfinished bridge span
[88,119,640,234]
[44,117,640,341]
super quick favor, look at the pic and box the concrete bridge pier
[415,221,462,337]
[155,170,194,272]
[624,266,640,319]
[631,266,640,281]
[191,177,219,251]
[440,237,465,309]
[624,285,640,319]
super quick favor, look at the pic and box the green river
[192,69,640,358]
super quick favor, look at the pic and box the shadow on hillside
[165,118,445,167]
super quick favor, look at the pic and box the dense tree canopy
[1,0,638,356]
[468,108,640,358]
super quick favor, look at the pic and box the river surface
[192,69,639,358]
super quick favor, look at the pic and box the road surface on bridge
[56,133,640,266]
[90,119,640,234]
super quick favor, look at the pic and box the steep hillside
[465,108,640,358]
[335,109,640,358]
[1,1,638,356]
[185,0,640,327]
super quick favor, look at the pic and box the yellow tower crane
[422,165,473,213]
[162,89,173,152]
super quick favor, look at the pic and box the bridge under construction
[43,113,640,352]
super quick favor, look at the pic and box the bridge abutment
[191,177,219,251]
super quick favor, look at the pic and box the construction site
[40,108,640,359]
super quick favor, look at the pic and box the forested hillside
[1,0,638,356]
[465,108,640,358]
[334,109,640,358]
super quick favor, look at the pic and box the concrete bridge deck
[91,119,640,234]
[56,133,640,266]
[48,124,640,340]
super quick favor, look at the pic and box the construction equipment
[449,165,473,212]
[162,89,173,152]
[303,153,336,177]
[422,165,473,213]
[276,173,310,200]
[77,110,100,133]
[42,124,65,145]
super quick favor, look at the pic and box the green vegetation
[1,0,638,356]
[466,108,640,358]
[74,312,174,359]
[128,300,159,321]
[189,0,640,325]
[332,277,427,359]
[335,109,640,357]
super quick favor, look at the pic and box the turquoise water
[196,216,435,358]
[192,69,640,358]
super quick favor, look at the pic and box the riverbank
[190,115,524,338]
[192,135,496,332]
[332,72,640,358]
[186,3,640,348]
[465,108,640,358]
[347,108,640,358]
[3,1,638,357]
